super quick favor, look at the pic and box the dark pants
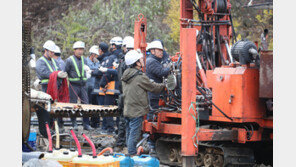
[87,87,100,128]
[116,94,126,147]
[41,84,63,128]
[116,114,126,147]
[147,98,159,121]
[125,116,143,155]
[102,95,116,132]
[69,84,90,126]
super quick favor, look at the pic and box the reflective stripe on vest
[105,81,117,95]
[98,87,106,95]
[40,57,58,84]
[69,56,87,82]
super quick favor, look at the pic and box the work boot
[83,125,94,131]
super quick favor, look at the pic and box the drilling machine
[134,0,273,166]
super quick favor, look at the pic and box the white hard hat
[123,36,133,45]
[43,40,56,52]
[89,45,99,55]
[73,41,85,49]
[54,45,61,54]
[123,36,134,49]
[110,37,116,44]
[149,41,163,50]
[125,49,143,65]
[110,36,123,46]
[146,43,151,51]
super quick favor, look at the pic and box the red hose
[70,129,82,157]
[82,133,97,158]
[97,147,113,156]
[45,123,52,152]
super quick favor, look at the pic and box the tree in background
[230,0,273,49]
[32,0,179,58]
[32,0,273,60]
[165,0,273,49]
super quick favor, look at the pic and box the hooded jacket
[121,68,165,118]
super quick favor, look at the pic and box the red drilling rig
[133,0,273,166]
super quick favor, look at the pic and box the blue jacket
[162,51,171,66]
[56,57,65,71]
[36,55,61,85]
[64,55,88,86]
[111,48,123,59]
[99,53,120,95]
[86,57,100,90]
[146,54,170,83]
[91,52,110,91]
[101,53,118,68]
[146,54,170,99]
[99,69,120,95]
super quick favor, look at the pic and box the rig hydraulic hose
[70,129,82,157]
[82,133,97,158]
[45,122,52,152]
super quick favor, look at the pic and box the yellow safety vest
[40,57,58,84]
[98,66,120,95]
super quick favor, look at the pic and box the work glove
[99,67,108,73]
[86,70,92,79]
[30,88,52,100]
[84,65,91,72]
[164,62,173,70]
[113,61,119,68]
[57,71,68,78]
[33,79,41,89]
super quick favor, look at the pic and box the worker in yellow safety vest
[64,41,93,131]
[36,40,67,92]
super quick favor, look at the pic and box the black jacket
[92,52,109,90]
[146,54,170,99]
[146,54,170,84]
[64,55,87,86]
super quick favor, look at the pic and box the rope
[188,101,200,149]
[68,82,88,104]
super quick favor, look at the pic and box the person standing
[261,29,269,50]
[145,41,171,121]
[114,36,134,151]
[64,41,92,130]
[91,42,112,129]
[98,53,120,134]
[121,49,165,155]
[53,45,65,71]
[35,40,67,134]
[109,36,123,57]
[86,45,100,105]
[36,40,64,92]
[86,45,100,128]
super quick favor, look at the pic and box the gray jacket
[64,55,87,86]
[122,68,165,118]
[36,56,60,85]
